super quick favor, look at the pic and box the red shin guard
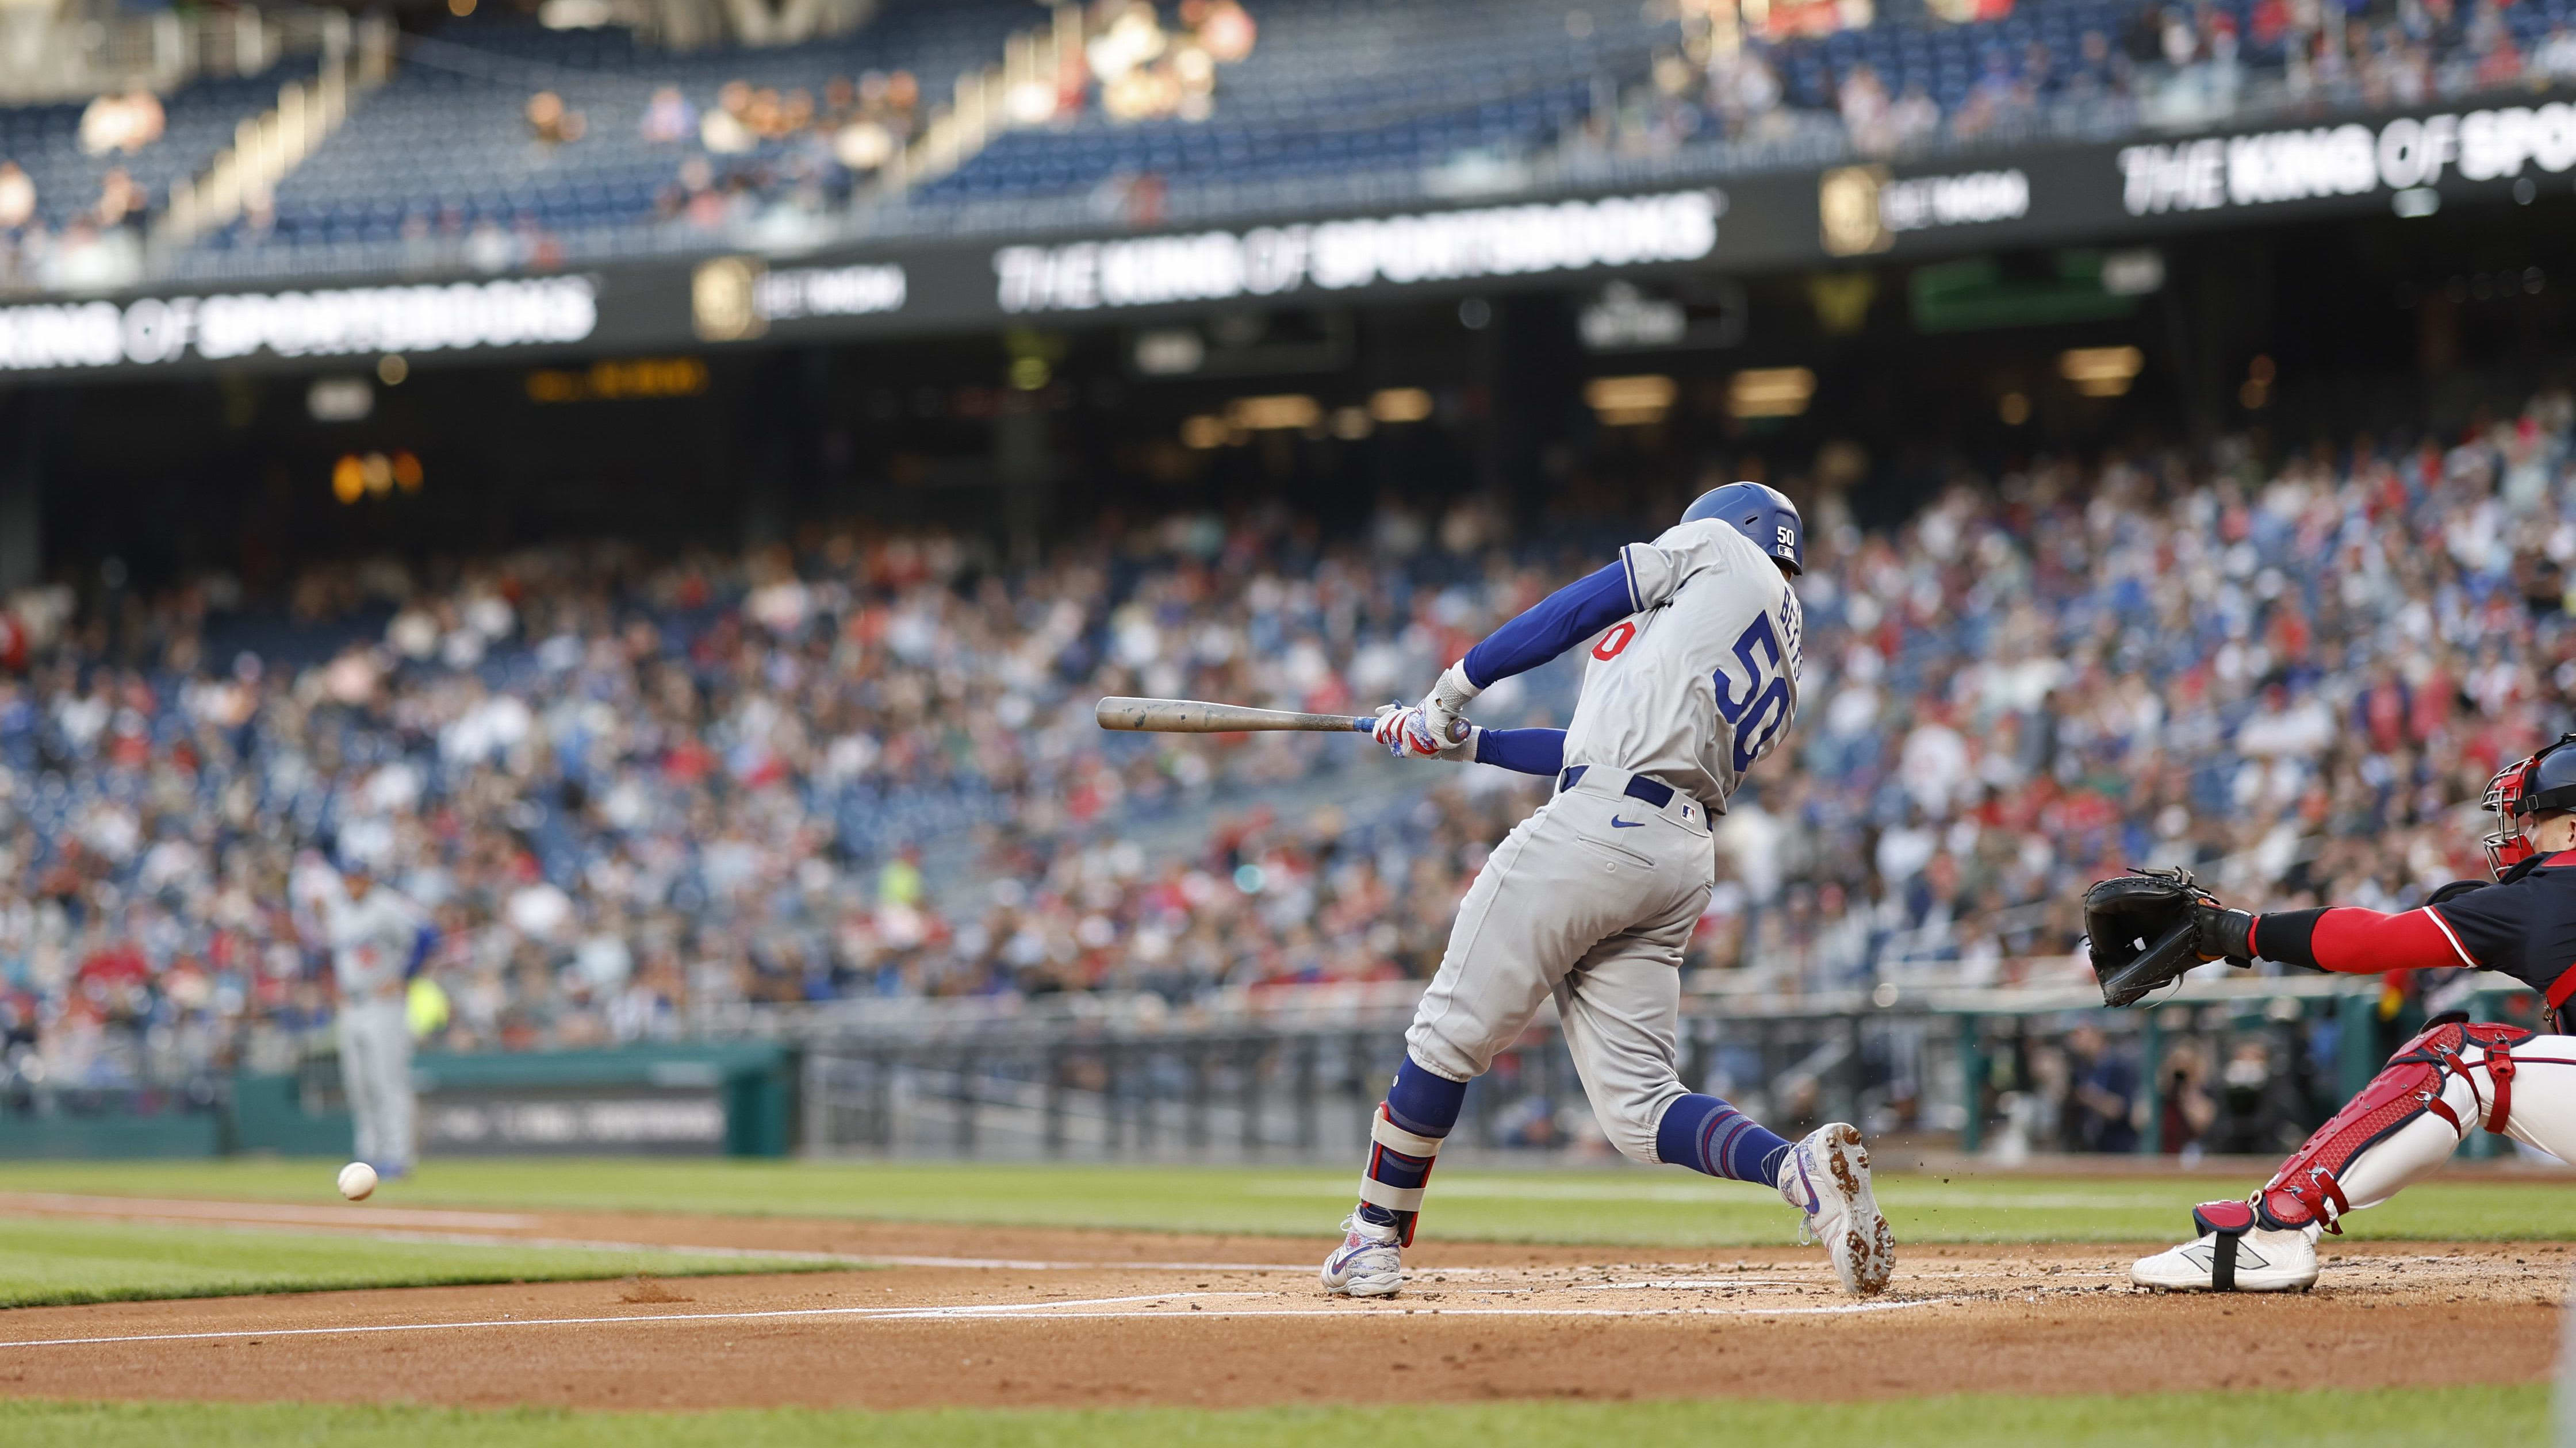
[2254,1016,2531,1233]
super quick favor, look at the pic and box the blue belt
[1558,765,1674,809]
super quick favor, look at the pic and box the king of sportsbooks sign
[2117,103,2576,215]
[991,191,1724,314]
[0,275,598,372]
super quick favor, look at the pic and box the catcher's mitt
[2083,867,2234,1008]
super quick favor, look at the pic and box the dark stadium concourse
[10,185,2576,602]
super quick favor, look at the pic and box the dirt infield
[0,1194,2562,1411]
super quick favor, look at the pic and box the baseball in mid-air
[337,1162,378,1201]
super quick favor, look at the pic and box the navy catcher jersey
[2429,850,2576,1011]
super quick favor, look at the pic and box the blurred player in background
[1321,482,1895,1300]
[300,852,435,1181]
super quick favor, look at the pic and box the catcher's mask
[2483,732,2576,877]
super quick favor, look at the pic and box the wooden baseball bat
[1095,696,1376,735]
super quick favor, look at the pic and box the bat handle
[1347,717,1374,733]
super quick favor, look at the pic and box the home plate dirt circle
[0,1199,2559,1411]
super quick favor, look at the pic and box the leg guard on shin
[1358,1105,1445,1247]
[2255,1015,2532,1234]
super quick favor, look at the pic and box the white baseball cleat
[1777,1121,1896,1296]
[1319,1212,1404,1297]
[2131,1227,2317,1292]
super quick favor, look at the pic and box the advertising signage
[989,191,1724,314]
[2113,104,2576,216]
[0,276,601,374]
[0,97,2561,378]
[1822,100,2576,256]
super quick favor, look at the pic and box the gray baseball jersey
[1562,517,1804,813]
[321,886,424,997]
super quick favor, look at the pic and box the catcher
[2083,735,2576,1292]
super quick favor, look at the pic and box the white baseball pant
[1404,766,1714,1161]
[339,996,415,1171]
[2317,1033,2576,1219]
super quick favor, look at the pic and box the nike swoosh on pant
[1611,817,1643,827]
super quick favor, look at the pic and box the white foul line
[0,1292,1955,1349]
[0,1293,1248,1350]
[0,1192,536,1231]
[0,1201,1319,1274]
[0,1194,1872,1282]
[33,1220,1324,1275]
[961,1300,1954,1320]
[860,1255,1319,1272]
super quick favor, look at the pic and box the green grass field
[0,1387,2552,1448]
[0,1216,828,1308]
[0,1157,2568,1246]
[0,1160,2563,1445]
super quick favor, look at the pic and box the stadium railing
[772,973,2548,1165]
[0,974,2544,1163]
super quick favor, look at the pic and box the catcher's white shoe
[1777,1122,1895,1296]
[1320,1212,1404,1297]
[2131,1226,2317,1292]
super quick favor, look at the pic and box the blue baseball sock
[1356,1057,1466,1230]
[1656,1094,1795,1186]
[1383,1056,1466,1137]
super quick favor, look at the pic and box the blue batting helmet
[1682,482,1803,575]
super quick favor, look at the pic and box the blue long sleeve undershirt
[1458,559,1636,689]
[1474,727,1566,776]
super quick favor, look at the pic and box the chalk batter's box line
[0,1292,1958,1349]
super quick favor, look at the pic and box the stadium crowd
[0,0,2564,286]
[640,68,926,232]
[622,0,2576,243]
[1589,0,2576,162]
[4,391,2576,1118]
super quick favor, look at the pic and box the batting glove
[1373,704,1475,761]
[1419,661,1482,744]
[1372,704,1439,758]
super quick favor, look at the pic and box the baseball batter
[1320,483,1896,1299]
[308,858,432,1180]
[2094,734,2576,1290]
